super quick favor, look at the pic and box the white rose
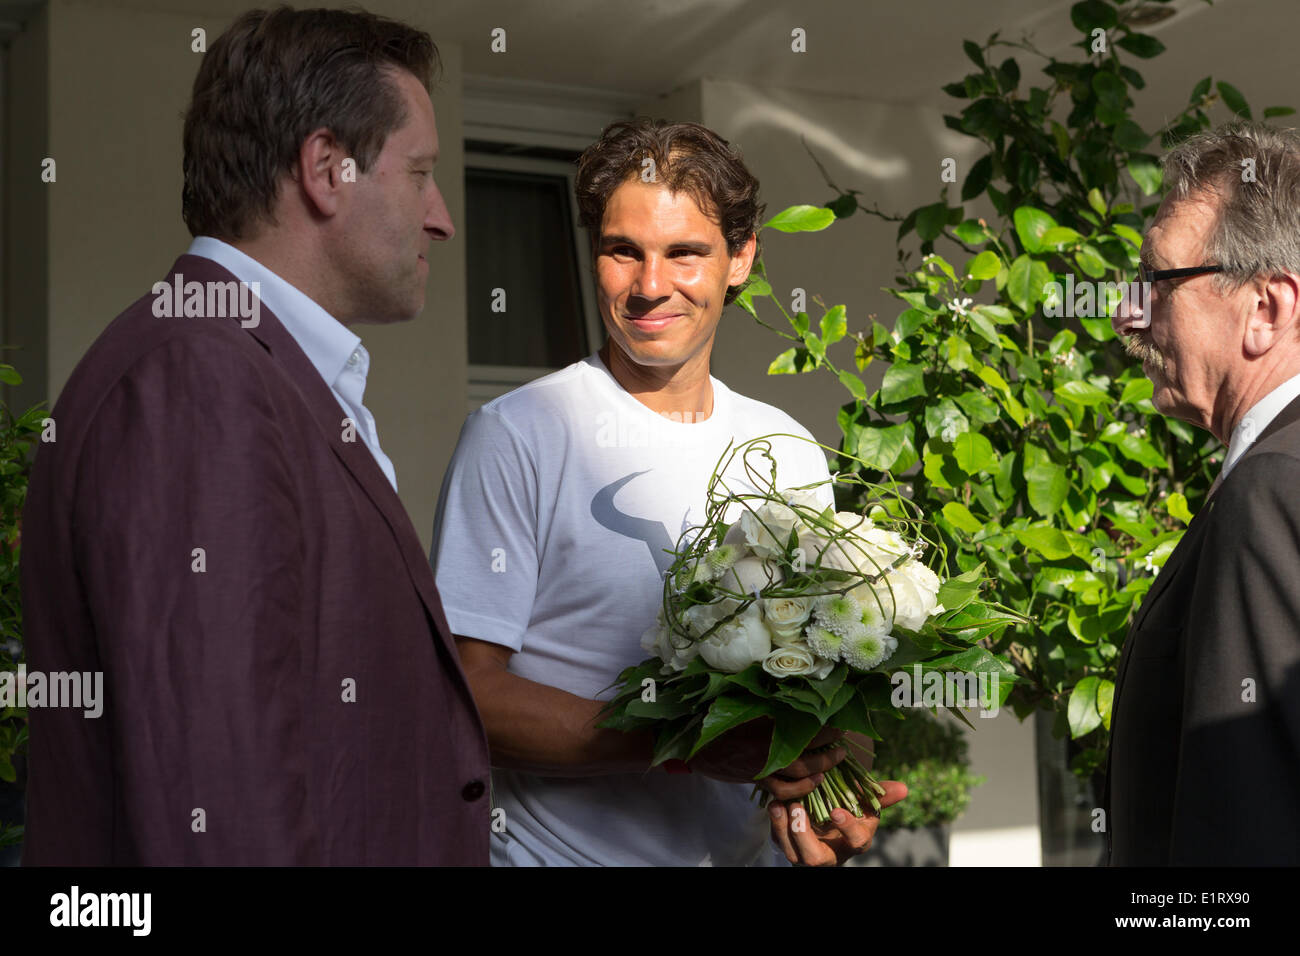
[762,641,819,678]
[699,604,773,673]
[761,595,813,644]
[718,555,783,599]
[885,560,941,631]
[833,510,873,534]
[739,502,799,560]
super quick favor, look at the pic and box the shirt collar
[1221,370,1300,478]
[185,236,361,388]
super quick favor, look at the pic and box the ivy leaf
[916,202,950,241]
[1126,154,1162,195]
[1015,526,1073,561]
[1070,0,1118,32]
[881,363,926,403]
[1087,188,1107,217]
[1113,119,1151,151]
[1007,255,1052,313]
[768,348,814,375]
[758,707,824,779]
[820,305,847,345]
[952,431,998,474]
[837,369,868,402]
[1068,676,1104,738]
[1120,377,1153,404]
[961,155,993,202]
[856,423,908,470]
[1166,491,1194,525]
[1014,207,1058,254]
[1116,432,1168,469]
[1116,33,1165,59]
[954,219,987,244]
[924,397,970,443]
[1216,81,1251,120]
[967,250,1001,280]
[764,205,836,232]
[1076,244,1109,278]
[942,501,984,534]
[689,695,773,758]
[935,565,985,611]
[1055,380,1109,406]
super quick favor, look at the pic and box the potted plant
[0,361,47,866]
[846,710,983,867]
[738,0,1293,859]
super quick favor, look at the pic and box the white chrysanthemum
[850,582,895,638]
[692,544,741,583]
[842,633,899,672]
[806,625,844,661]
[812,593,863,635]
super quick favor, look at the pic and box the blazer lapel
[168,255,460,664]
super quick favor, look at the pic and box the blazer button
[461,779,486,802]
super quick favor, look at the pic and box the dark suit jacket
[20,254,491,865]
[1106,395,1300,865]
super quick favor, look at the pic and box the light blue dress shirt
[185,236,399,492]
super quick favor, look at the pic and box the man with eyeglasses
[1107,122,1300,865]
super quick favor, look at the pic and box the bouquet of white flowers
[601,435,1026,826]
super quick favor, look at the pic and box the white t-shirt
[431,353,833,866]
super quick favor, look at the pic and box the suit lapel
[168,255,460,663]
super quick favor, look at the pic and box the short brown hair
[575,119,763,303]
[182,6,439,240]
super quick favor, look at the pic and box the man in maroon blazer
[19,7,489,864]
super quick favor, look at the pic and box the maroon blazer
[20,254,491,865]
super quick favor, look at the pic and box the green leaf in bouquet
[828,688,880,739]
[724,664,773,698]
[934,565,985,612]
[682,671,731,702]
[626,690,699,720]
[652,715,705,766]
[688,694,773,759]
[805,663,848,705]
[757,706,824,779]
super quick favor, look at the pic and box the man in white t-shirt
[431,119,905,866]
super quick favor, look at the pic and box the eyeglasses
[1137,263,1224,284]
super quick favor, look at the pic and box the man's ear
[295,127,348,218]
[727,233,758,287]
[1243,271,1300,357]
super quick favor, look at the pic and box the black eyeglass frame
[1137,263,1225,284]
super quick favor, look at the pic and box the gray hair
[1162,122,1300,292]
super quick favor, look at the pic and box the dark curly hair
[575,119,764,303]
[182,6,439,240]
